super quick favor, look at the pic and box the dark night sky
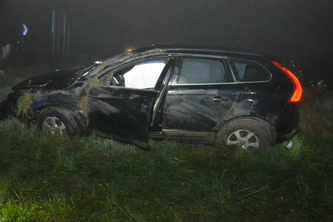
[1,0,333,61]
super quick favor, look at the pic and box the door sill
[158,129,215,144]
[95,131,149,150]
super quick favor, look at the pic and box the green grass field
[1,66,333,221]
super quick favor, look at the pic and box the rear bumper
[276,113,299,143]
[284,127,298,139]
[277,127,298,142]
[275,103,300,143]
[0,100,10,120]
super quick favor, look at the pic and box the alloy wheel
[42,116,67,135]
[226,129,260,149]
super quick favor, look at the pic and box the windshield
[86,51,135,77]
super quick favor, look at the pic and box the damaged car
[0,44,302,150]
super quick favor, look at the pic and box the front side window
[176,58,227,84]
[111,60,167,89]
[229,59,271,82]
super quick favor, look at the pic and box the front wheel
[215,117,270,150]
[38,107,84,138]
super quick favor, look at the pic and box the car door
[87,57,174,149]
[162,56,239,143]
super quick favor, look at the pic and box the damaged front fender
[0,91,24,120]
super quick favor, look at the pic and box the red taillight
[272,61,303,103]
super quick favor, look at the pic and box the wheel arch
[38,106,87,136]
[214,115,277,145]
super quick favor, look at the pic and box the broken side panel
[87,86,158,149]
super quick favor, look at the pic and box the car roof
[133,43,266,58]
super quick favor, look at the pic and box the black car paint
[12,66,88,91]
[162,56,237,133]
[0,44,299,149]
[86,57,176,148]
[88,86,157,149]
[158,55,294,144]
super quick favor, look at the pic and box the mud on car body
[0,44,302,150]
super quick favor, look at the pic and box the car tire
[215,117,270,150]
[38,107,85,138]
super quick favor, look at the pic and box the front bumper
[0,99,11,120]
[0,93,20,120]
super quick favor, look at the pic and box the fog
[1,0,333,78]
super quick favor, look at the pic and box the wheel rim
[42,116,67,135]
[226,129,260,149]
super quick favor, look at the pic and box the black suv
[0,44,302,149]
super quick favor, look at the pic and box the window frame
[170,55,235,86]
[227,58,273,83]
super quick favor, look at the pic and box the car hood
[12,66,86,91]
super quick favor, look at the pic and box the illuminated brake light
[272,61,303,103]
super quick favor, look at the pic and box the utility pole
[63,14,66,53]
[57,20,60,53]
[67,23,71,53]
[52,11,56,52]
[21,34,24,49]
[184,23,188,42]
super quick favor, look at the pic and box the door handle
[213,96,228,102]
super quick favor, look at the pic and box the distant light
[23,24,28,36]
[126,48,134,52]
[94,61,103,64]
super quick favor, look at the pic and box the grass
[0,119,333,221]
[299,90,333,140]
[0,66,333,221]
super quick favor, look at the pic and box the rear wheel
[38,107,84,137]
[215,117,270,150]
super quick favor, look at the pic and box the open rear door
[88,86,158,149]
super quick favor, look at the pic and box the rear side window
[177,58,227,84]
[229,59,271,82]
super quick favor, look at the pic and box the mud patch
[17,93,34,119]
[80,96,89,118]
[86,78,103,93]
[49,90,63,95]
